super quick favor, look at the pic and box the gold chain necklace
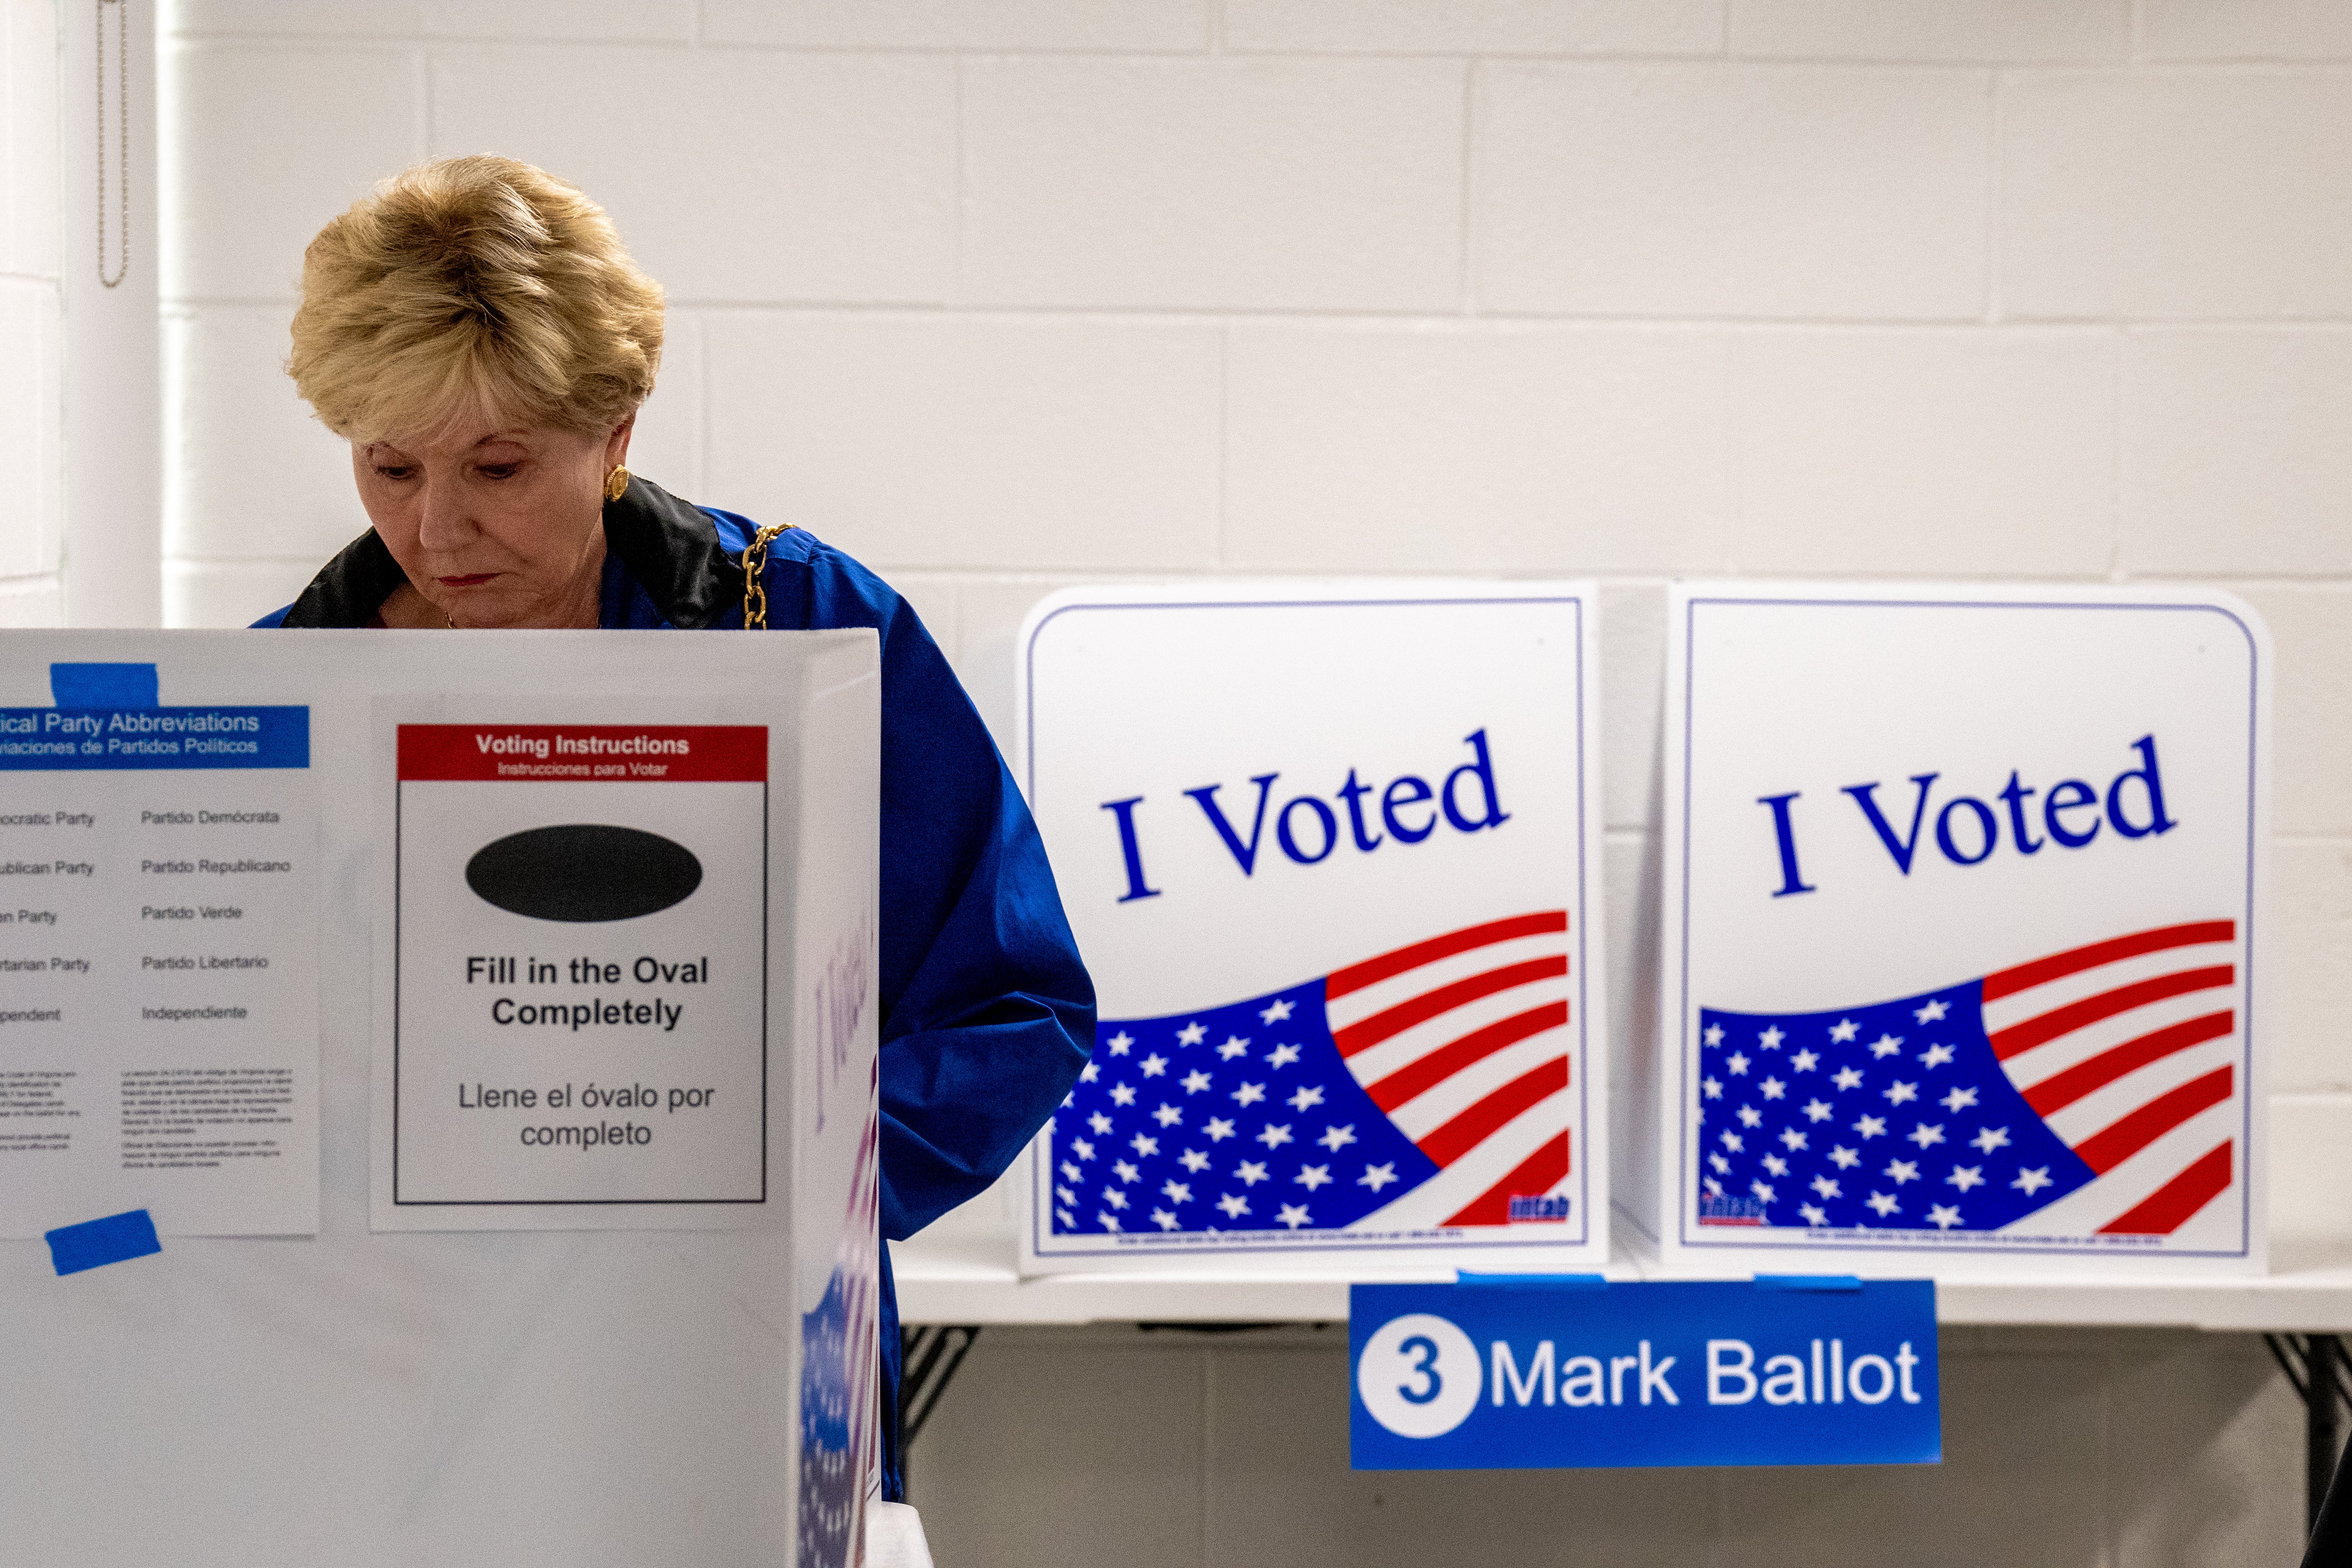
[741,523,794,629]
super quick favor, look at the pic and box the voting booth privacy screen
[1016,584,1608,1274]
[1645,585,2268,1277]
[0,632,880,1568]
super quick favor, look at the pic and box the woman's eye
[374,466,413,481]
[477,464,520,480]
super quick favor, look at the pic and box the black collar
[274,476,747,630]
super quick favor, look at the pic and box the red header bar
[397,724,767,782]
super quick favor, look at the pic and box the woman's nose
[414,473,476,549]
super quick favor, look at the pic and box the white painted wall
[155,4,2349,1560]
[0,0,63,627]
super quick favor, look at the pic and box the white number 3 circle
[1356,1313,1482,1438]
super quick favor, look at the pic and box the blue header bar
[0,707,310,770]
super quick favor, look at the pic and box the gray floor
[907,1323,2305,1568]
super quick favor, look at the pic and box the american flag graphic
[1048,911,1578,1239]
[1696,920,2241,1238]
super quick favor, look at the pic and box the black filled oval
[465,824,702,923]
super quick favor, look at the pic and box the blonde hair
[289,155,663,442]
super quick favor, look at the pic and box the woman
[257,155,1094,1511]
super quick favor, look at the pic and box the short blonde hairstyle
[289,155,663,442]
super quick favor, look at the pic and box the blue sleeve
[251,606,291,627]
[798,546,1095,1241]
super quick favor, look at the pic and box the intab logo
[1356,1313,1482,1437]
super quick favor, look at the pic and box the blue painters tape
[1754,1274,1864,1292]
[46,1209,162,1275]
[49,663,159,708]
[1456,1272,1609,1289]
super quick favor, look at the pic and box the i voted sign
[1350,1280,1941,1470]
[1017,584,1606,1273]
[1654,585,2268,1274]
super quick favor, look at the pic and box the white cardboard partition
[1016,583,1607,1275]
[0,630,879,1568]
[1645,584,2269,1279]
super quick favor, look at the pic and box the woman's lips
[436,573,499,587]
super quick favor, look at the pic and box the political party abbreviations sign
[1651,586,2267,1275]
[1351,1279,1940,1469]
[1018,584,1606,1273]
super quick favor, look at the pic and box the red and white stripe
[1324,911,1575,1229]
[1981,919,2242,1238]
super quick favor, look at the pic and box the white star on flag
[1760,1078,1787,1100]
[1829,1018,1860,1042]
[1163,1180,1192,1203]
[1179,1149,1211,1173]
[1235,1160,1269,1186]
[1854,1115,1887,1138]
[2013,1166,2053,1195]
[1205,1118,1236,1141]
[1803,1099,1833,1123]
[1907,1123,1944,1149]
[1071,1138,1095,1160]
[1140,1054,1168,1078]
[1260,999,1295,1024]
[1098,1212,1121,1231]
[1927,1203,1962,1228]
[1232,1082,1266,1107]
[1728,1052,1751,1075]
[1829,1146,1860,1169]
[1268,1043,1303,1068]
[1870,1034,1904,1059]
[1216,1193,1250,1219]
[1152,1209,1179,1230]
[1217,1036,1252,1061]
[1970,1126,2011,1154]
[1947,1166,1984,1192]
[1106,1032,1134,1056]
[1277,1203,1311,1228]
[1921,1043,1956,1069]
[1318,1124,1357,1151]
[1884,1081,1918,1105]
[1737,1106,1763,1129]
[1800,1203,1830,1225]
[1153,1103,1183,1127]
[1940,1086,1977,1112]
[1759,1026,1786,1049]
[1885,1159,1920,1184]
[1080,1062,1100,1083]
[1113,1160,1140,1183]
[1762,1154,1789,1177]
[1109,1083,1137,1106]
[1702,1077,1724,1100]
[1130,1134,1159,1157]
[1088,1112,1113,1135]
[1296,1164,1332,1190]
[1915,999,1950,1023]
[1181,1070,1212,1094]
[1867,1192,1900,1217]
[1288,1085,1325,1112]
[1176,1022,1207,1046]
[1101,1187,1129,1209]
[1811,1175,1841,1198]
[1779,1128,1808,1151]
[1704,1023,1725,1046]
[1833,1066,1864,1091]
[1359,1163,1398,1192]
[1792,1049,1821,1072]
[1257,1123,1294,1148]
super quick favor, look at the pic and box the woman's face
[354,415,631,629]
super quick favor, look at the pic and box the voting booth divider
[0,631,880,1568]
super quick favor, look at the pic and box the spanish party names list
[0,698,318,1237]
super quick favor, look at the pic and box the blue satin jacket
[259,478,1095,1500]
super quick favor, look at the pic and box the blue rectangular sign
[0,707,309,770]
[1350,1278,1939,1470]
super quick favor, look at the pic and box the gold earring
[603,465,630,502]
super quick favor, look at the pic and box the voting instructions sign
[0,630,879,1568]
[1651,585,2267,1275]
[1018,584,1605,1273]
[1351,1279,1940,1470]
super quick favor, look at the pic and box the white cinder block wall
[158,3,2344,1562]
[0,0,62,626]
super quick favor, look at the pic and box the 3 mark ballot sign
[1350,1278,1940,1470]
[385,723,769,1215]
[1651,584,2267,1274]
[1018,583,1607,1274]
